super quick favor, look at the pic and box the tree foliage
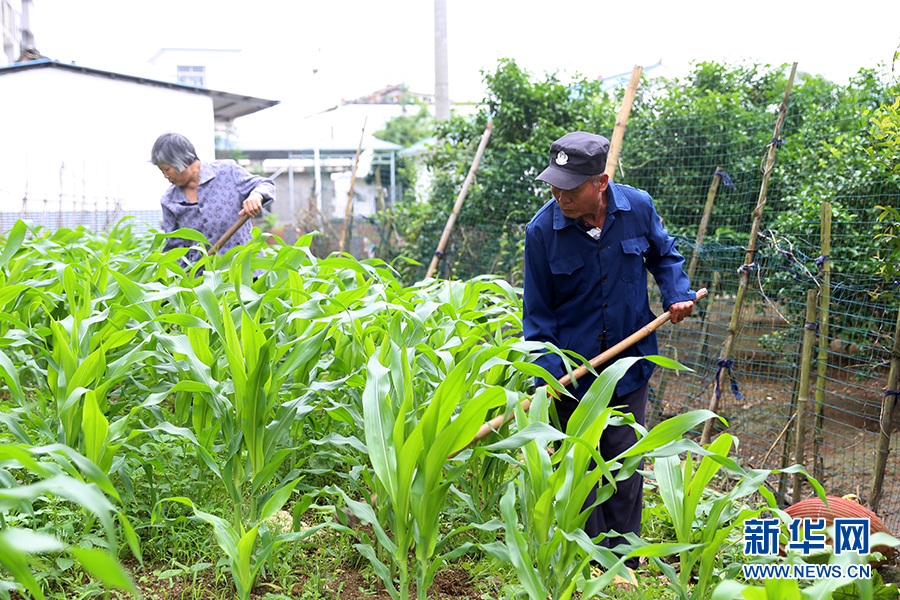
[374,57,900,299]
[373,99,435,148]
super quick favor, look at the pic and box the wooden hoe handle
[453,287,710,457]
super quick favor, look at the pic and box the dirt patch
[110,558,481,600]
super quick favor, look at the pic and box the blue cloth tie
[715,359,743,401]
[718,170,737,191]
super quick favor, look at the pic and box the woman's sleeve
[228,160,275,204]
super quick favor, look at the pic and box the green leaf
[0,349,24,402]
[361,352,399,501]
[0,533,45,600]
[0,220,27,270]
[81,391,110,469]
[258,479,299,524]
[152,313,213,329]
[499,483,548,599]
[354,544,399,600]
[67,547,138,595]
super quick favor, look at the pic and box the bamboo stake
[812,202,832,482]
[868,304,900,513]
[791,289,820,502]
[339,117,368,253]
[777,343,805,505]
[687,167,724,282]
[700,62,798,446]
[425,122,493,278]
[452,288,708,457]
[605,65,642,179]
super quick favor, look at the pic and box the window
[2,2,17,37]
[176,65,205,87]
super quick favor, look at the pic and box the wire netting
[413,78,900,530]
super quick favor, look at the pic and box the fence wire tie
[804,321,819,332]
[737,263,756,276]
[778,248,803,280]
[434,250,445,257]
[717,170,738,191]
[715,359,744,402]
[815,254,830,269]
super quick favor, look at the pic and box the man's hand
[240,192,264,217]
[667,300,694,324]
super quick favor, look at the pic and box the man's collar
[551,181,630,231]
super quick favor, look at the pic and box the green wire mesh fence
[402,76,900,531]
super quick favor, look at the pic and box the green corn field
[0,221,895,600]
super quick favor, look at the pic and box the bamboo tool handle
[211,214,251,255]
[210,196,274,255]
[454,287,709,456]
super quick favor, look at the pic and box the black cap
[535,132,610,190]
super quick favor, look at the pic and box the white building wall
[0,67,215,220]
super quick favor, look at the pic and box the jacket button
[598,244,604,251]
[597,332,606,340]
[603,303,609,310]
[602,275,608,281]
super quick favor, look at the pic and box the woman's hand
[240,192,264,217]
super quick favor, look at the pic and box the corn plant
[152,483,323,600]
[0,443,140,600]
[651,432,829,600]
[331,270,546,600]
[340,341,505,600]
[481,356,727,600]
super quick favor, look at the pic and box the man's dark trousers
[554,378,649,570]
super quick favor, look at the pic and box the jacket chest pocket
[620,236,649,282]
[549,253,586,304]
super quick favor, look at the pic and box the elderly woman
[151,132,275,265]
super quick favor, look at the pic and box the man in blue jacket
[523,131,695,583]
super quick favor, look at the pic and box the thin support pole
[313,147,322,218]
[791,289,820,502]
[687,167,723,282]
[425,122,493,279]
[390,150,396,206]
[700,62,798,446]
[812,202,832,482]
[339,117,367,253]
[605,65,642,180]
[288,151,295,224]
[869,304,900,513]
[777,343,805,505]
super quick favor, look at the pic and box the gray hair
[150,132,199,173]
[589,173,607,185]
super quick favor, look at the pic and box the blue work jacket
[523,181,696,397]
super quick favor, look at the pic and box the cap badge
[555,151,568,166]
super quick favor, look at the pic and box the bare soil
[88,558,482,600]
